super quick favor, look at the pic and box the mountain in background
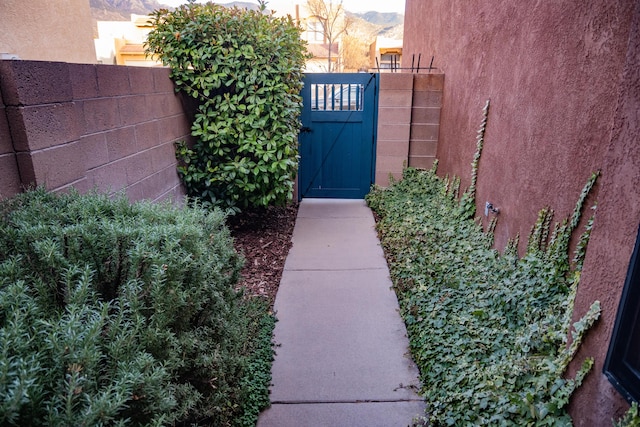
[91,0,403,27]
[90,0,164,21]
[90,0,259,21]
[350,11,403,27]
[347,11,404,40]
[220,2,260,10]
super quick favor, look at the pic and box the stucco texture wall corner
[403,0,639,424]
[567,1,640,423]
[403,0,634,253]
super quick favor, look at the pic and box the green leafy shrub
[145,1,307,210]
[0,189,273,426]
[367,167,600,425]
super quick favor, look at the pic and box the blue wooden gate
[298,73,378,199]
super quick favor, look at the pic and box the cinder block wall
[375,73,412,187]
[0,60,189,202]
[2,63,442,202]
[0,88,22,198]
[375,73,443,187]
[0,87,20,199]
[408,74,443,169]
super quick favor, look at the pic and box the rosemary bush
[0,189,273,426]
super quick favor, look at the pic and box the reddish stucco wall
[403,0,633,250]
[403,0,638,424]
[568,2,640,423]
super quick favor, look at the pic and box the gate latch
[300,126,313,133]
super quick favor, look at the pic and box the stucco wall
[0,0,96,64]
[402,0,638,423]
[403,0,633,251]
[568,2,640,423]
[0,60,188,203]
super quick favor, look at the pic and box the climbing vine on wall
[367,101,601,425]
[459,98,490,219]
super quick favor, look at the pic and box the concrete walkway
[257,199,425,427]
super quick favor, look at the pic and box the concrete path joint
[258,199,426,427]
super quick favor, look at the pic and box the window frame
[306,20,324,42]
[310,83,364,112]
[604,224,640,404]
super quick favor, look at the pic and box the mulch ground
[228,203,299,307]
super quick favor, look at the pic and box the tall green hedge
[0,189,272,426]
[145,2,308,210]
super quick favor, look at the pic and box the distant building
[296,10,340,73]
[95,14,161,66]
[304,42,340,72]
[370,36,403,72]
[0,0,96,64]
[272,3,346,72]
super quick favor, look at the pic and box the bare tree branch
[305,0,351,72]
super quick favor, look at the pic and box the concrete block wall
[375,73,413,187]
[0,60,189,202]
[408,74,443,169]
[0,87,22,198]
[1,63,442,202]
[375,73,443,187]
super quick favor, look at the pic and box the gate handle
[300,126,313,133]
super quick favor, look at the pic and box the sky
[158,0,405,15]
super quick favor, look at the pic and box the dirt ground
[228,204,299,307]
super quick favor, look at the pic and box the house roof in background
[307,43,339,58]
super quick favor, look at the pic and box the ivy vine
[459,98,490,219]
[367,101,601,425]
[615,402,640,427]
